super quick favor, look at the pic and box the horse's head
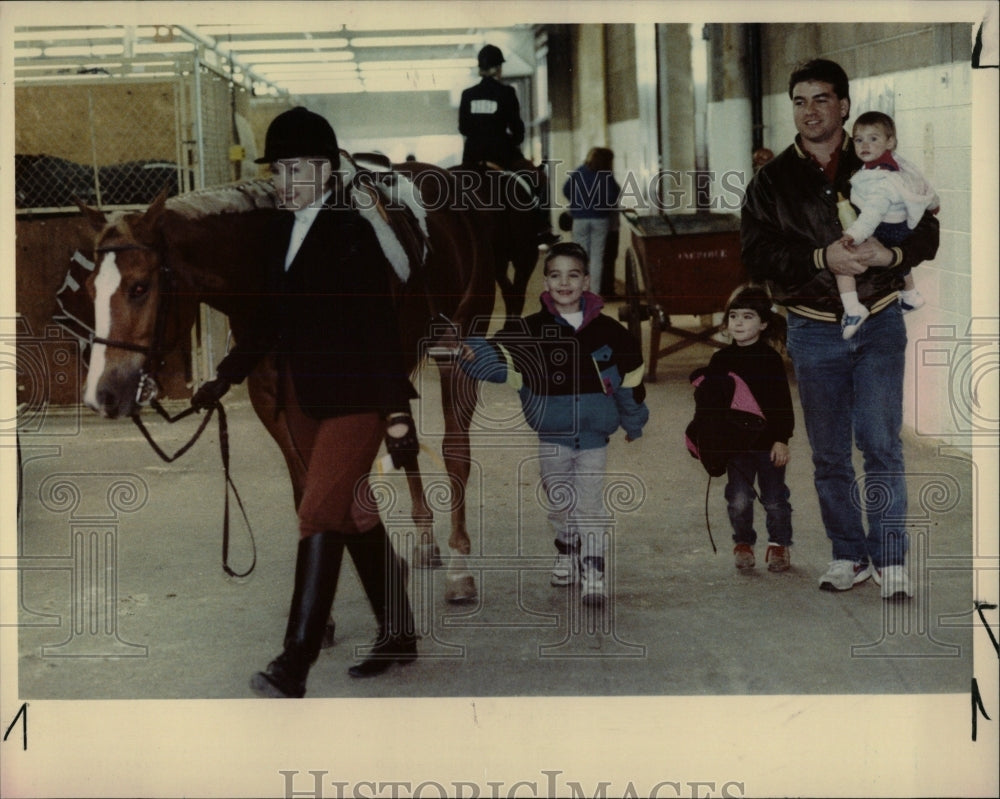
[79,191,170,418]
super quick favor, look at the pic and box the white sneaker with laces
[873,564,913,600]
[580,564,606,606]
[551,553,579,587]
[818,559,873,591]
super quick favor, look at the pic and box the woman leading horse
[191,107,420,696]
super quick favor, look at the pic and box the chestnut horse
[78,162,495,603]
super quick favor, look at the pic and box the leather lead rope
[130,399,257,578]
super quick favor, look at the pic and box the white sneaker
[551,553,579,587]
[818,559,873,591]
[873,564,913,600]
[580,564,606,606]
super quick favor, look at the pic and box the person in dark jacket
[700,285,794,573]
[456,242,648,606]
[459,44,559,247]
[562,147,622,294]
[741,60,940,599]
[459,44,526,169]
[190,107,420,696]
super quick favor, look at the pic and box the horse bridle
[90,240,256,578]
[90,241,175,406]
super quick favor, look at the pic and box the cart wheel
[620,250,647,341]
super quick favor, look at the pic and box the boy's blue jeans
[786,305,909,568]
[725,451,793,546]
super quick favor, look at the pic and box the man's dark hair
[788,59,851,120]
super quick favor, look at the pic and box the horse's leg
[494,252,518,322]
[507,248,539,320]
[404,463,442,568]
[438,360,479,603]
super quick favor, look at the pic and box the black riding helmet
[477,44,505,70]
[255,106,340,168]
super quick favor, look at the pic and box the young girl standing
[705,285,795,572]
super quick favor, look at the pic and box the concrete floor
[14,287,978,703]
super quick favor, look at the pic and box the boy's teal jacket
[460,291,649,449]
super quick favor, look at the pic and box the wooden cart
[617,209,747,380]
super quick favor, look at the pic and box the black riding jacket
[458,77,525,169]
[741,132,940,321]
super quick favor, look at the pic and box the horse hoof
[412,542,443,569]
[444,574,477,604]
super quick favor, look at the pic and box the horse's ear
[131,186,171,242]
[144,185,171,226]
[75,198,107,232]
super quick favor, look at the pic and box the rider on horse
[459,44,560,249]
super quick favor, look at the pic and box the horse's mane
[165,179,278,220]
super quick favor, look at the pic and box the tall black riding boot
[346,523,418,678]
[250,530,344,698]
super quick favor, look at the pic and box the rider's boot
[346,523,418,678]
[250,530,344,698]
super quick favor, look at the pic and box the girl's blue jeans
[725,451,793,546]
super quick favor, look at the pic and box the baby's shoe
[898,289,925,313]
[841,305,870,340]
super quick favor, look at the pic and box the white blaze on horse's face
[271,157,333,210]
[83,252,122,412]
[83,244,156,418]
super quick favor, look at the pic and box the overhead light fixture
[13,26,160,42]
[359,58,476,71]
[279,79,364,95]
[255,66,360,80]
[349,34,484,48]
[44,44,125,57]
[16,61,124,72]
[198,24,345,36]
[219,37,349,52]
[134,42,195,54]
[240,51,356,65]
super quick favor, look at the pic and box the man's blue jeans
[725,451,793,546]
[786,305,908,568]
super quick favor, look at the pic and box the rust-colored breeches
[281,377,384,539]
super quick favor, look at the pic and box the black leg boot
[250,531,344,697]
[346,524,418,678]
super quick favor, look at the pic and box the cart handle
[620,207,679,237]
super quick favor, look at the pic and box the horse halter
[90,241,175,406]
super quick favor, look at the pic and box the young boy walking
[458,242,648,605]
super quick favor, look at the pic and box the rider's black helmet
[477,44,505,70]
[255,106,340,168]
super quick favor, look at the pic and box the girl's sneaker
[734,543,755,570]
[898,289,925,313]
[765,543,790,572]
